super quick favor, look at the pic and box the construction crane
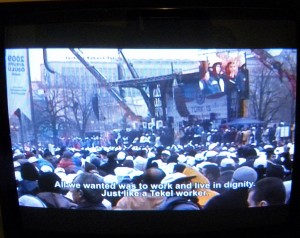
[117,49,154,116]
[251,49,296,99]
[69,48,139,120]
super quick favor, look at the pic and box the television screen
[1,2,299,238]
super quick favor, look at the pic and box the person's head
[20,162,39,181]
[141,167,166,188]
[202,164,220,181]
[247,177,286,207]
[70,172,104,204]
[62,150,74,160]
[13,149,25,161]
[266,163,284,179]
[231,166,258,184]
[107,150,118,161]
[160,150,171,163]
[220,158,236,172]
[38,172,61,193]
[173,163,186,173]
[199,61,209,79]
[225,61,236,76]
[161,172,195,192]
[98,149,108,159]
[212,62,222,75]
[43,149,53,161]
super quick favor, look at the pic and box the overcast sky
[28,48,206,81]
[28,48,284,81]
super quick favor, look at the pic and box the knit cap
[232,166,257,183]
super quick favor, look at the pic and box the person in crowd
[42,149,58,168]
[224,61,240,120]
[158,172,201,210]
[182,165,219,207]
[147,149,170,173]
[217,158,236,194]
[27,156,40,173]
[57,150,77,174]
[36,150,56,173]
[69,172,107,210]
[204,166,258,210]
[247,177,286,207]
[18,162,40,197]
[265,163,285,179]
[97,148,109,166]
[13,149,28,165]
[36,172,77,208]
[201,163,221,193]
[235,63,249,100]
[97,150,120,175]
[113,167,166,210]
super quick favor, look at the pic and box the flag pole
[14,109,25,151]
[26,49,39,152]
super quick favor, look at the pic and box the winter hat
[63,150,74,159]
[186,156,196,166]
[122,159,134,168]
[161,150,171,156]
[103,174,118,184]
[208,142,218,151]
[161,172,195,184]
[263,144,274,150]
[194,152,205,162]
[54,167,66,180]
[133,156,147,171]
[274,146,285,155]
[117,151,127,161]
[28,156,38,163]
[220,158,235,168]
[114,167,135,183]
[40,165,54,173]
[196,161,216,170]
[253,157,267,168]
[232,166,257,183]
[205,150,218,160]
[177,154,187,163]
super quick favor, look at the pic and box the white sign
[6,49,32,120]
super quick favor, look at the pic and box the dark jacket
[37,192,77,209]
[204,187,249,210]
[18,179,39,197]
[76,201,107,210]
[159,196,201,210]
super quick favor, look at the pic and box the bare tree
[249,62,294,124]
[36,87,68,146]
[64,76,94,139]
[280,49,297,124]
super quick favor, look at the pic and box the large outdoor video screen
[6,48,296,210]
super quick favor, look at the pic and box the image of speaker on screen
[236,63,250,100]
[198,61,222,97]
[224,61,249,100]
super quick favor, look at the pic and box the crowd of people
[13,122,293,210]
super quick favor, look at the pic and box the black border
[1,1,299,238]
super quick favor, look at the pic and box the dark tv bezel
[0,1,299,238]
